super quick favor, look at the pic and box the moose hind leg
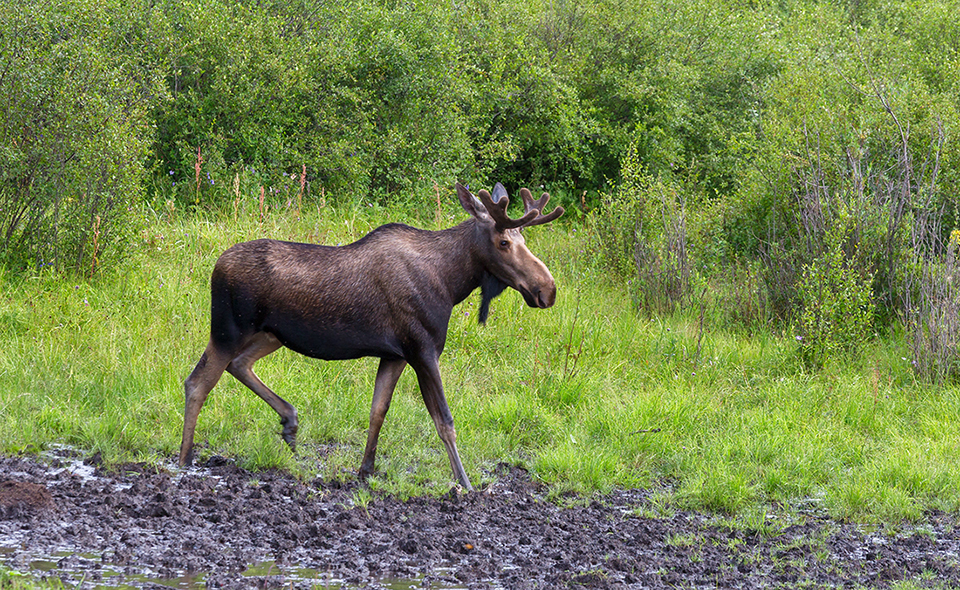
[180,344,233,466]
[226,332,299,449]
[359,359,407,480]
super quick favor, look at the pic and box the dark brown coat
[178,183,563,490]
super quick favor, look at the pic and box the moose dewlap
[178,183,564,491]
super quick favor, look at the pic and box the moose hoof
[358,462,375,481]
[280,419,298,451]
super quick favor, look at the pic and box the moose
[178,182,563,491]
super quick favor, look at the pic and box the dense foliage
[0,0,162,273]
[2,0,959,375]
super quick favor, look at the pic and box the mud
[2,448,959,589]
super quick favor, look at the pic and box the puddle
[241,560,341,586]
[119,571,207,589]
[39,445,131,492]
[4,558,207,590]
[3,553,470,589]
[237,562,469,590]
[4,538,468,590]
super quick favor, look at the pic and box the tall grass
[0,194,957,521]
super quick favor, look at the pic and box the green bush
[593,140,691,315]
[702,1,960,332]
[143,0,779,207]
[0,0,161,273]
[151,0,477,204]
[904,230,960,383]
[794,224,876,367]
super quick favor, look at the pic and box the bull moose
[178,182,564,491]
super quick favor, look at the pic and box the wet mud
[2,448,959,589]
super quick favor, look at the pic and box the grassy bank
[0,197,957,522]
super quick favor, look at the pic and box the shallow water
[3,533,469,589]
[4,551,472,590]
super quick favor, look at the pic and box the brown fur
[178,183,563,491]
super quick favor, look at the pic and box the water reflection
[3,553,470,589]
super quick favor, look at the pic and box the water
[41,445,131,492]
[2,540,470,589]
[3,553,469,589]
[240,562,469,590]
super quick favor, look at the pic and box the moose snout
[520,265,557,309]
[536,284,557,308]
[523,279,556,309]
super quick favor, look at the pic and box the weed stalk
[194,146,204,204]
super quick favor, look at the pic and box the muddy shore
[1,448,958,589]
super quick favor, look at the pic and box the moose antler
[476,188,539,230]
[519,188,565,227]
[475,183,565,230]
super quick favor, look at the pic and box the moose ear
[491,182,508,203]
[456,182,488,220]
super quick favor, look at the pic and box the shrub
[630,178,689,315]
[734,6,959,330]
[0,0,161,273]
[794,224,876,367]
[144,0,778,206]
[151,0,476,205]
[904,230,960,382]
[593,140,690,315]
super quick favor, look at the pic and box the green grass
[0,196,958,521]
[0,567,64,588]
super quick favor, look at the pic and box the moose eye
[499,240,509,249]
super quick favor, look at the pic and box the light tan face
[485,226,556,309]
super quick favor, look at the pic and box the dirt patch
[0,480,54,518]
[1,450,959,588]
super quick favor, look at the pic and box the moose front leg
[359,358,407,480]
[412,358,473,492]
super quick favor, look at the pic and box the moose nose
[537,285,556,308]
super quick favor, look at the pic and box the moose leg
[359,358,407,480]
[412,358,473,491]
[225,332,299,449]
[180,343,233,466]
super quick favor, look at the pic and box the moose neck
[431,219,493,308]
